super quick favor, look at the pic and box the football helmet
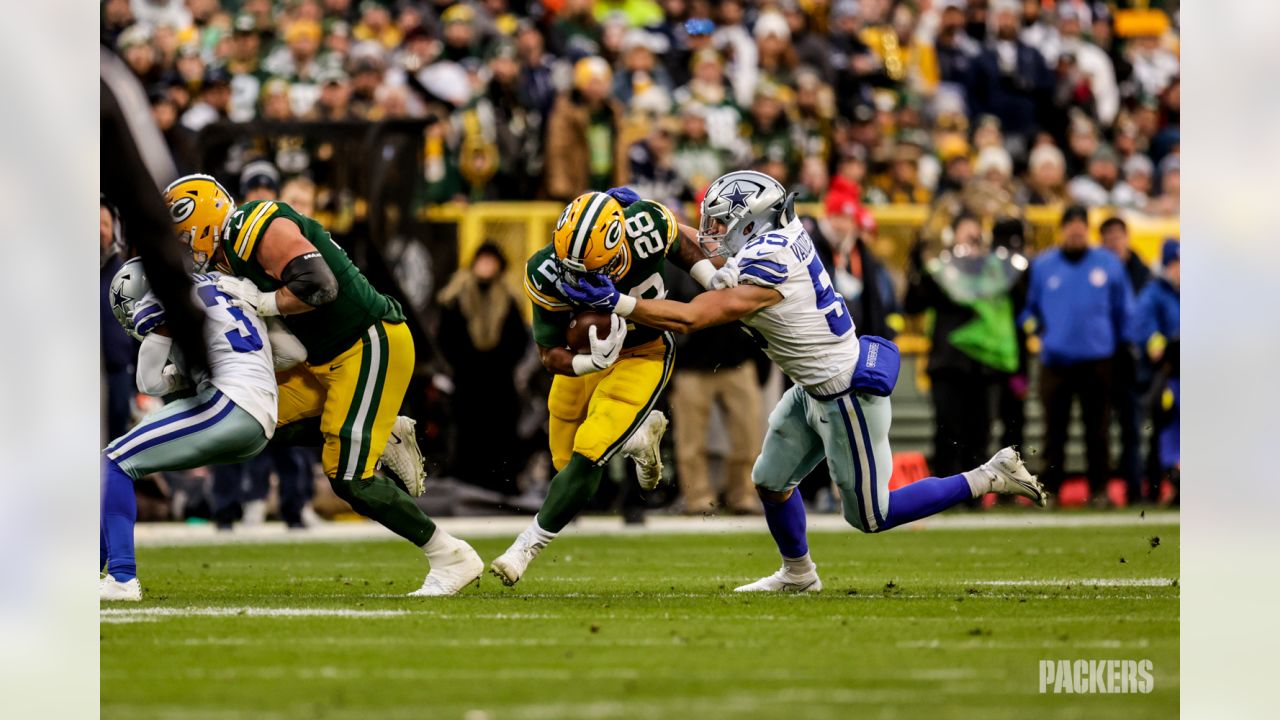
[698,170,796,257]
[552,191,629,280]
[162,173,236,272]
[109,257,151,341]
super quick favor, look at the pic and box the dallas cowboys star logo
[111,276,133,314]
[722,182,754,212]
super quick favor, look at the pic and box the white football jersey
[140,273,279,436]
[733,218,861,393]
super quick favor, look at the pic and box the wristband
[571,354,601,376]
[614,293,637,317]
[690,259,717,289]
[257,291,281,317]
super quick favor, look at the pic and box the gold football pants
[547,334,675,471]
[275,321,414,481]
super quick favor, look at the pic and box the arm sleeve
[531,304,569,349]
[135,334,183,396]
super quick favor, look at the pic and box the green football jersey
[222,200,405,364]
[524,199,682,349]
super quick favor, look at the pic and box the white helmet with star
[698,170,794,257]
[109,257,152,341]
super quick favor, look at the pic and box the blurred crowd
[102,0,1181,520]
[105,0,1180,215]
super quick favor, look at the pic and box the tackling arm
[666,223,725,288]
[252,219,340,315]
[622,285,782,334]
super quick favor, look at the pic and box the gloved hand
[709,256,740,290]
[216,276,280,317]
[131,301,166,337]
[585,315,628,372]
[604,186,641,208]
[563,273,622,313]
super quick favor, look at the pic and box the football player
[101,259,285,601]
[489,188,727,585]
[565,171,1047,593]
[162,174,481,597]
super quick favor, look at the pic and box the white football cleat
[621,410,668,491]
[409,535,483,597]
[734,566,823,593]
[982,447,1048,507]
[380,416,426,497]
[489,538,550,588]
[100,575,142,602]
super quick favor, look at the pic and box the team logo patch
[170,197,196,223]
[1089,267,1108,287]
[604,220,622,249]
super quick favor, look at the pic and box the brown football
[566,311,615,353]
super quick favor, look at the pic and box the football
[566,310,614,353]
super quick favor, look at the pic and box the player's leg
[492,337,673,586]
[824,393,1044,535]
[314,322,480,596]
[734,386,826,593]
[102,387,269,599]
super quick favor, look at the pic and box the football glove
[709,256,740,290]
[131,301,166,337]
[216,276,280,317]
[564,273,622,313]
[604,186,641,208]
[577,314,628,374]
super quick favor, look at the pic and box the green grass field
[102,517,1178,720]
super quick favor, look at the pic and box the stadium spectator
[1021,205,1133,504]
[905,212,1023,480]
[1129,239,1181,504]
[181,65,232,132]
[613,30,674,114]
[671,102,731,200]
[1067,145,1121,207]
[437,243,530,494]
[545,57,625,201]
[666,271,764,517]
[100,197,135,445]
[1100,216,1151,506]
[627,118,682,209]
[966,0,1052,161]
[1024,143,1068,205]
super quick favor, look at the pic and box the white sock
[520,517,558,549]
[782,553,815,575]
[963,466,996,498]
[421,528,458,559]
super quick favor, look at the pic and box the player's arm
[219,219,339,316]
[621,285,782,334]
[535,312,629,376]
[135,330,189,396]
[666,223,726,287]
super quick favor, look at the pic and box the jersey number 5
[197,285,265,353]
[805,257,853,337]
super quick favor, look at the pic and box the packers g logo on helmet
[552,192,629,280]
[162,174,236,272]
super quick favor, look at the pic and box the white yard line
[100,607,409,618]
[970,577,1178,587]
[134,511,1179,547]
